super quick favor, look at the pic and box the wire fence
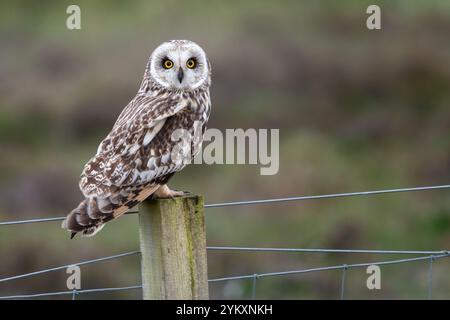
[0,249,448,300]
[2,184,449,226]
[0,184,449,299]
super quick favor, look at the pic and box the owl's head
[147,40,211,91]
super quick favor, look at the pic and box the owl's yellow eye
[163,59,174,69]
[186,58,196,69]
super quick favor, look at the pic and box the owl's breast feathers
[63,88,210,237]
[80,89,210,200]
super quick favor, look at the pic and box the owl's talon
[153,185,186,199]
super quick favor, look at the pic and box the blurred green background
[0,0,450,299]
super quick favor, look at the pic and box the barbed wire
[1,184,449,226]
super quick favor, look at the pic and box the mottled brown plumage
[62,40,211,237]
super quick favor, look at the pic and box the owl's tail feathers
[63,186,160,239]
[62,197,121,239]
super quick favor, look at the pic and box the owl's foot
[153,185,186,199]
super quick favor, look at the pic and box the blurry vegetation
[0,0,449,299]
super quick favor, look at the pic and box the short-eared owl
[62,40,211,238]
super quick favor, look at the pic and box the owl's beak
[177,67,184,83]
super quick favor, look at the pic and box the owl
[62,40,212,238]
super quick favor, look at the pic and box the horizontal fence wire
[2,246,449,284]
[1,252,449,299]
[0,251,140,283]
[0,285,143,300]
[203,184,450,208]
[208,253,450,283]
[0,211,138,226]
[1,184,450,226]
[206,246,449,255]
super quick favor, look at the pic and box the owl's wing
[79,94,188,198]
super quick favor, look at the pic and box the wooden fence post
[138,195,209,300]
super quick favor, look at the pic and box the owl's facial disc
[149,40,209,91]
